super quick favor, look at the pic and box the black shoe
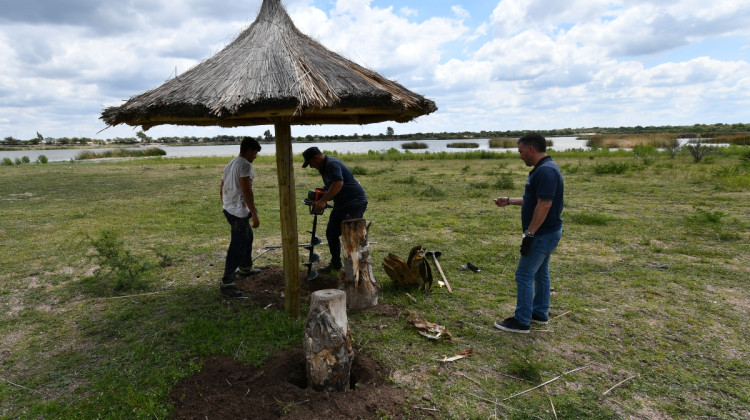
[237,267,261,277]
[531,315,549,325]
[494,317,530,334]
[220,285,245,298]
[318,264,340,274]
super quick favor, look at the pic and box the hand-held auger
[302,188,332,280]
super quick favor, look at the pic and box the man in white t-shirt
[219,137,262,298]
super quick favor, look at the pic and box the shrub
[401,141,428,150]
[494,172,515,189]
[2,157,12,166]
[36,155,48,164]
[90,230,151,292]
[76,147,167,160]
[21,156,30,163]
[351,165,368,176]
[447,142,479,148]
[686,141,715,163]
[489,137,516,148]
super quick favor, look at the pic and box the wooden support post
[304,289,353,392]
[340,218,379,310]
[274,122,300,318]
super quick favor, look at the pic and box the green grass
[75,147,166,160]
[1,149,748,418]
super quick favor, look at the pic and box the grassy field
[1,146,748,418]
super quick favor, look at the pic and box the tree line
[3,123,749,147]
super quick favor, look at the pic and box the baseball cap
[302,147,321,168]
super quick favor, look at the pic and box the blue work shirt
[521,156,564,235]
[319,156,368,209]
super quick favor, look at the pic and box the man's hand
[313,200,327,212]
[520,231,534,256]
[251,212,260,228]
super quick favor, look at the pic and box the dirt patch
[170,349,414,419]
[232,266,340,309]
[170,266,416,419]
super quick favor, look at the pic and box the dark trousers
[222,210,254,283]
[326,204,367,268]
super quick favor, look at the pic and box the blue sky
[1,0,748,140]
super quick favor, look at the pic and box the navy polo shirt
[319,156,368,208]
[521,156,564,235]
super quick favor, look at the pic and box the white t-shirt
[222,156,254,218]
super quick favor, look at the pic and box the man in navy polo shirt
[302,147,368,273]
[493,133,564,333]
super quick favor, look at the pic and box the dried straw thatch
[101,0,437,130]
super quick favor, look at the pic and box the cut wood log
[303,289,353,392]
[339,218,379,310]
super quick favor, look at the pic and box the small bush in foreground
[2,157,12,166]
[90,230,152,292]
[36,155,48,164]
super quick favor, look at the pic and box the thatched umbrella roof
[100,0,436,318]
[101,0,436,130]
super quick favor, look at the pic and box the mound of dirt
[170,349,410,419]
[170,266,412,419]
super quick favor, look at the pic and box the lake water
[1,137,592,162]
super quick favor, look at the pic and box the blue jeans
[514,228,562,325]
[222,210,254,283]
[326,204,367,268]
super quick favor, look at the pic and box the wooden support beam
[274,122,300,318]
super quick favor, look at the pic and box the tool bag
[382,245,433,291]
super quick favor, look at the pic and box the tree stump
[339,218,379,310]
[303,289,353,392]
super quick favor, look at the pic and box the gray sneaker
[237,267,261,277]
[531,315,549,325]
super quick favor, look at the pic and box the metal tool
[302,189,332,281]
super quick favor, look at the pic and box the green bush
[76,147,167,160]
[90,230,152,292]
[351,165,368,175]
[2,157,12,166]
[447,142,479,148]
[36,155,48,164]
[489,137,516,148]
[494,172,515,189]
[401,141,428,150]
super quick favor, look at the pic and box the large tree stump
[339,218,379,310]
[303,289,353,392]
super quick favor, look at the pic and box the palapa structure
[101,0,437,317]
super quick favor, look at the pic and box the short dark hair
[240,137,262,154]
[517,132,546,153]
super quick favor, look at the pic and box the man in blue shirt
[302,147,368,273]
[493,133,564,333]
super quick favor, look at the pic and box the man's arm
[527,198,553,234]
[240,176,260,228]
[314,180,343,211]
[220,179,224,202]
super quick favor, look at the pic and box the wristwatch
[523,230,534,238]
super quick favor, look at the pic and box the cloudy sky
[1,0,748,140]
